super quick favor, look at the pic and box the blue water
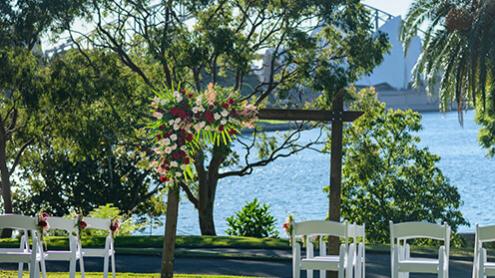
[148,111,495,235]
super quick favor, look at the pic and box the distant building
[356,16,442,112]
[356,16,422,91]
[258,14,443,112]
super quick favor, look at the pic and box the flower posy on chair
[283,214,295,245]
[110,218,120,238]
[37,211,50,249]
[75,214,87,240]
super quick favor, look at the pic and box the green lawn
[1,272,253,278]
[0,235,290,251]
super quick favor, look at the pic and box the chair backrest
[0,214,37,230]
[390,221,450,242]
[348,223,365,240]
[293,220,348,238]
[47,217,76,234]
[84,217,111,231]
[476,224,495,243]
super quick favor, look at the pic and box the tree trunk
[197,145,225,236]
[0,137,13,238]
[328,93,344,278]
[198,190,216,235]
[161,186,180,278]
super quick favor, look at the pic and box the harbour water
[150,110,495,236]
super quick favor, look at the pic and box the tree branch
[9,138,34,176]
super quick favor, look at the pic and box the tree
[402,0,495,116]
[333,88,468,243]
[0,0,87,237]
[0,48,46,226]
[14,49,165,218]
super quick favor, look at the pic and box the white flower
[214,113,221,120]
[170,161,179,168]
[175,172,182,177]
[170,134,178,141]
[194,123,202,132]
[175,118,181,124]
[168,119,175,125]
[161,138,171,146]
[192,107,199,114]
[164,147,172,154]
[180,165,187,170]
[160,99,168,105]
[173,123,180,130]
[180,145,187,151]
[153,112,163,119]
[220,119,227,125]
[221,110,229,117]
[174,91,183,102]
[171,144,177,150]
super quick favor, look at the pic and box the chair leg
[40,259,47,278]
[69,259,76,278]
[34,262,40,278]
[18,262,23,278]
[79,256,86,278]
[103,253,110,278]
[111,253,116,278]
[28,263,34,278]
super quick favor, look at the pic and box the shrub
[226,199,279,238]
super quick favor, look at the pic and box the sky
[362,0,414,17]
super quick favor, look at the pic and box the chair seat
[398,257,439,273]
[482,262,495,275]
[82,248,114,257]
[301,255,343,271]
[0,251,36,263]
[45,250,81,261]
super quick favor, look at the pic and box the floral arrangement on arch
[149,83,257,185]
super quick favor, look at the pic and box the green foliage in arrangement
[323,88,468,244]
[226,199,279,238]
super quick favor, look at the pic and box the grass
[0,272,254,278]
[0,235,290,251]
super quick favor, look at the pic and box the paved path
[0,253,475,277]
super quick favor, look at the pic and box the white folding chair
[348,223,366,278]
[81,217,115,278]
[0,214,46,278]
[292,220,353,278]
[45,216,85,278]
[390,221,450,278]
[473,224,495,278]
